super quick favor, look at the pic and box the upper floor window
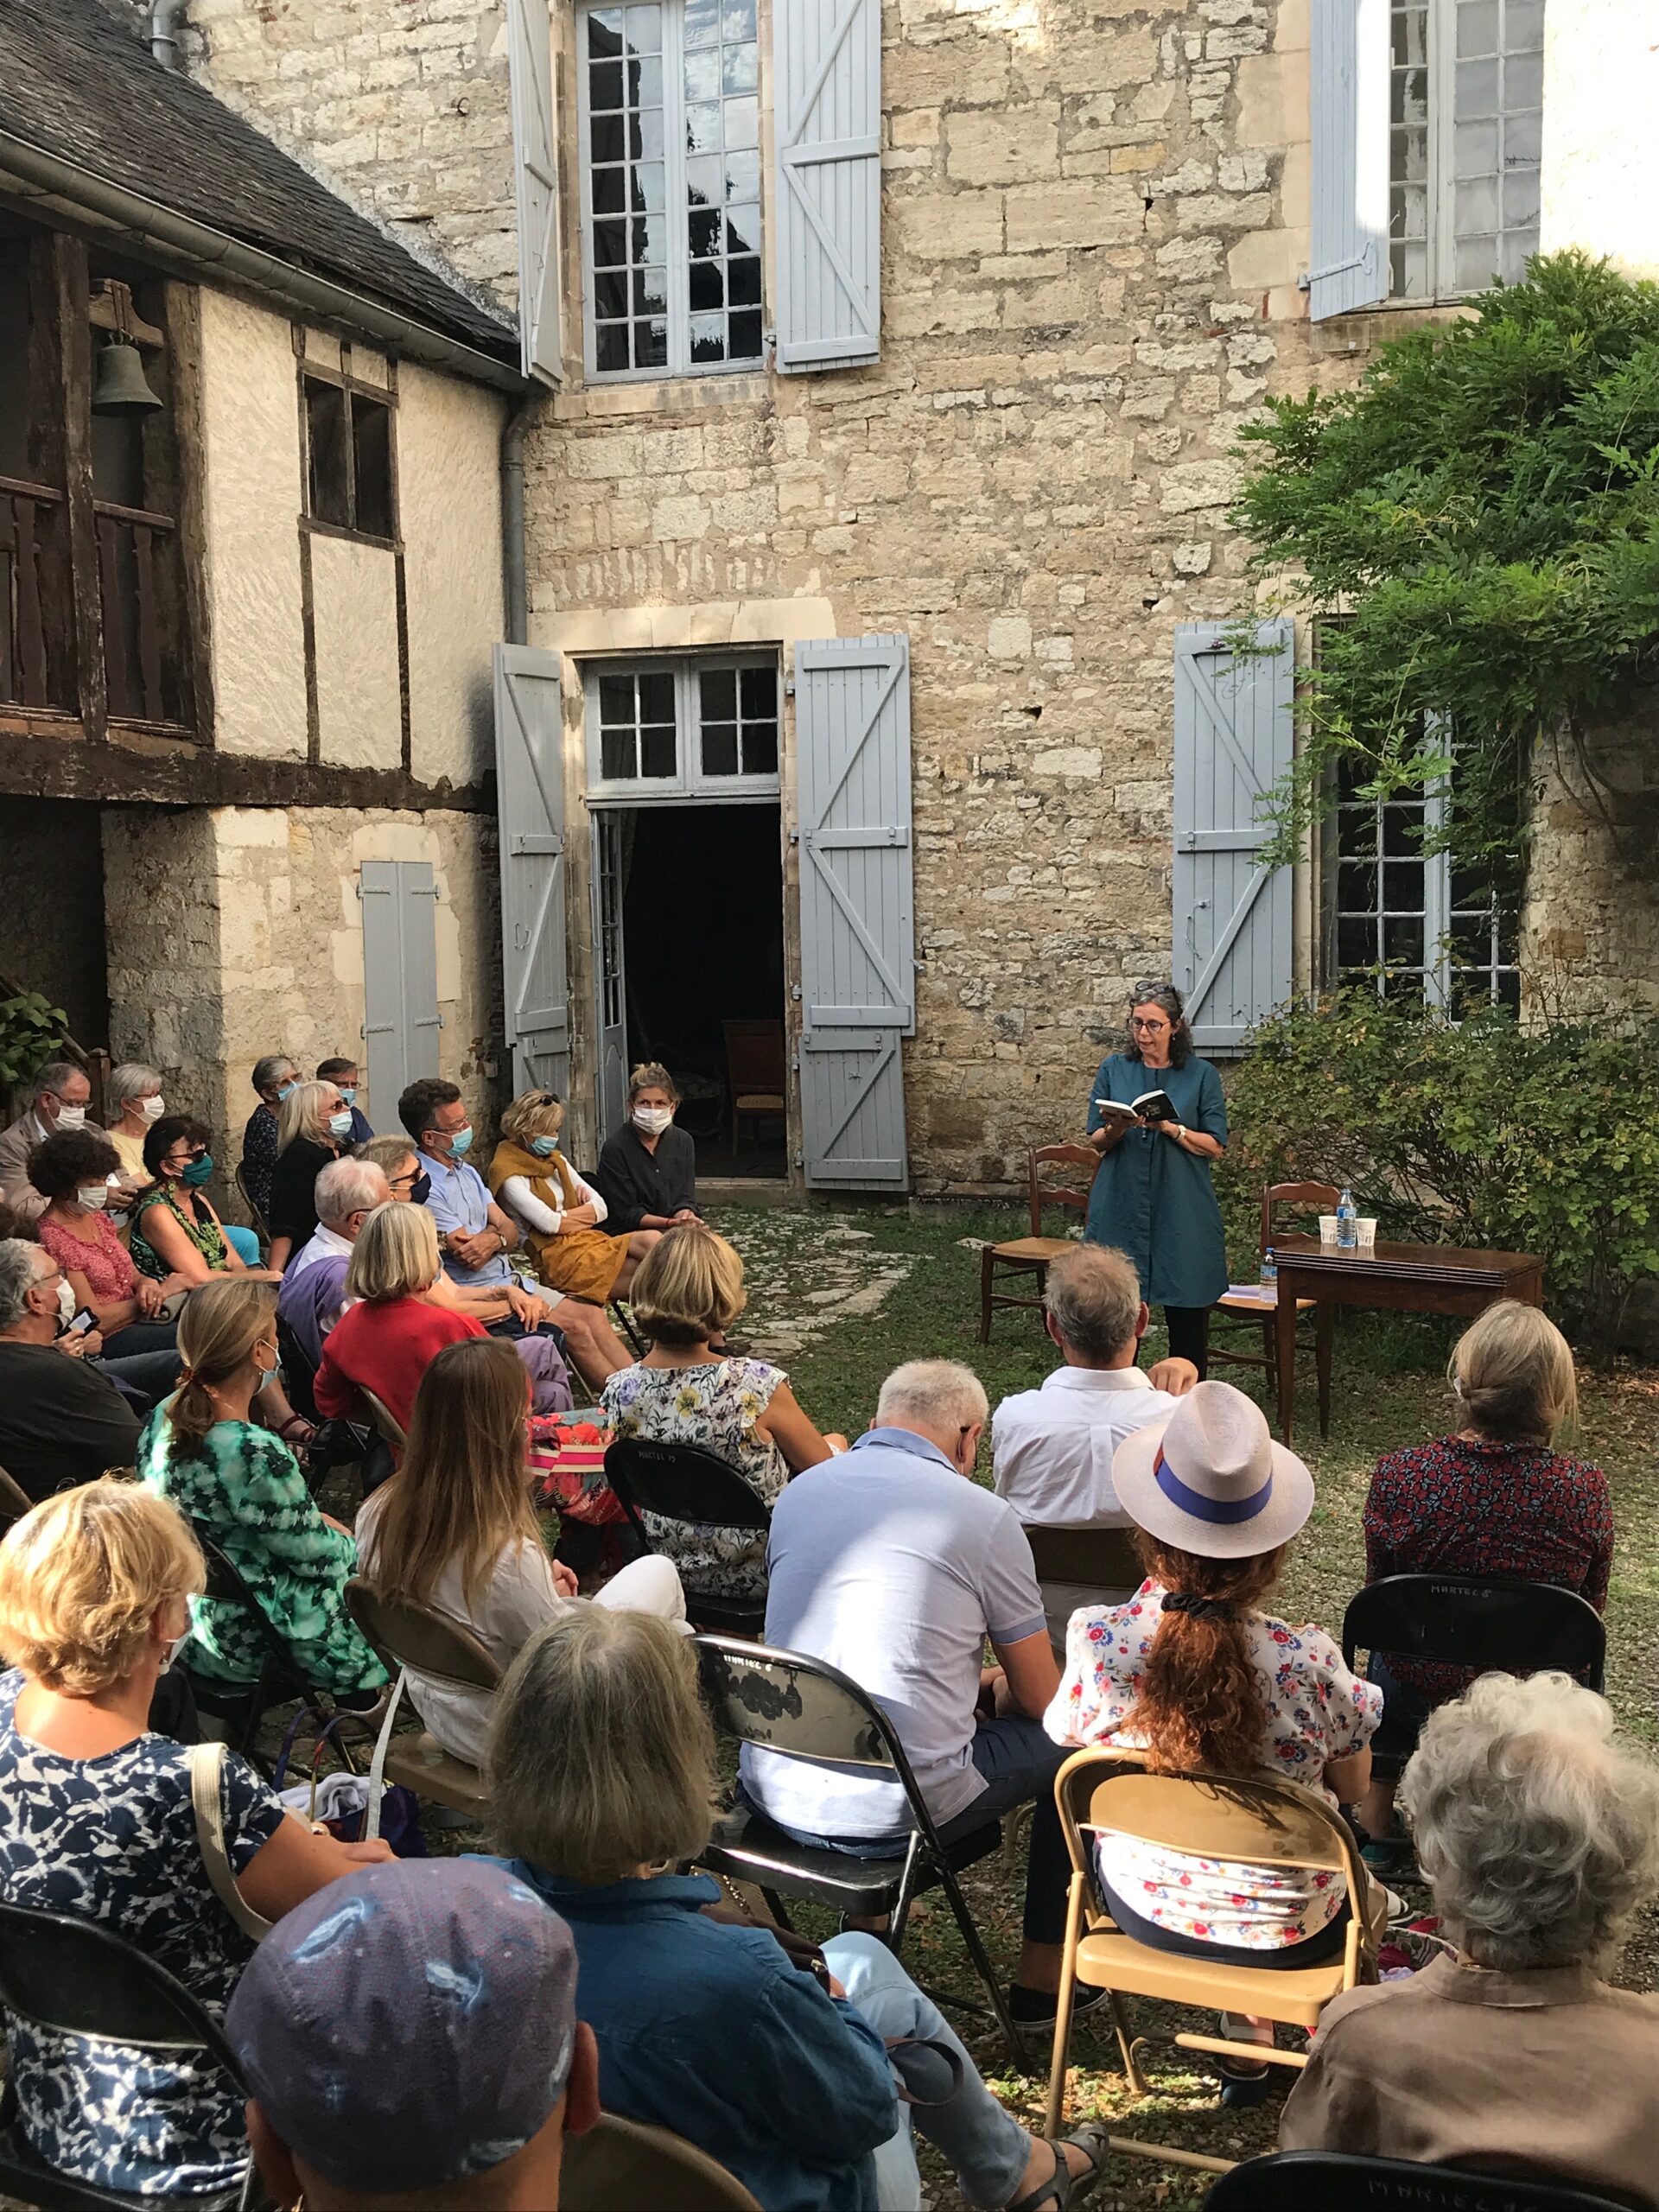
[1390,0,1543,300]
[302,365,396,542]
[585,655,779,796]
[577,0,763,380]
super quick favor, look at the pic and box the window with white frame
[1389,0,1544,301]
[585,657,780,797]
[577,0,763,378]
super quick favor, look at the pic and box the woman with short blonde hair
[0,1480,390,2198]
[315,1201,488,1437]
[346,1198,442,1304]
[486,1089,656,1303]
[266,1077,353,1273]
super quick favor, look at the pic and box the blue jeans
[827,1934,1030,2212]
[1368,1652,1434,1761]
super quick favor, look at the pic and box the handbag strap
[363,1669,409,1843]
[187,1741,274,1943]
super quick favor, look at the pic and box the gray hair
[109,1063,162,1107]
[1400,1671,1659,1974]
[251,1052,296,1094]
[0,1239,47,1331]
[1046,1244,1142,1361]
[32,1059,83,1104]
[315,1156,389,1228]
[875,1358,989,1436]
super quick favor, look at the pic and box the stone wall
[1522,717,1659,1024]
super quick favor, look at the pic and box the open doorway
[593,802,787,1179]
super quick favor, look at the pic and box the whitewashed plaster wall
[1541,0,1659,280]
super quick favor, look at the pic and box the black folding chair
[1342,1573,1605,1778]
[1205,2150,1630,2211]
[693,1634,1024,2060]
[0,1900,259,2212]
[274,1316,368,1497]
[603,1438,771,1638]
[183,1523,351,1779]
[0,1463,36,1527]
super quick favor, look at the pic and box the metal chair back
[0,1463,35,1525]
[346,1580,502,1694]
[563,2113,762,2212]
[232,1161,269,1244]
[1022,1522,1141,1591]
[1027,1142,1100,1236]
[0,1897,243,2066]
[605,1437,772,1544]
[1205,2151,1631,2211]
[1063,1751,1363,1886]
[1342,1573,1605,1692]
[276,1313,320,1425]
[696,1634,901,1773]
[359,1385,408,1452]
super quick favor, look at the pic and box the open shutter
[494,644,570,1099]
[360,861,441,1120]
[1172,620,1295,1054]
[508,0,562,384]
[796,634,912,1188]
[773,0,881,373]
[1308,0,1390,320]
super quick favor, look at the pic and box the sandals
[1007,2123,1111,2212]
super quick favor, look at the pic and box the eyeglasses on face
[1130,1017,1169,1033]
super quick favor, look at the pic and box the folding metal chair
[562,2113,761,2212]
[978,1144,1100,1342]
[1020,1523,1141,1594]
[357,1385,408,1454]
[0,1899,259,2212]
[0,1464,36,1526]
[232,1161,270,1249]
[693,1633,1025,2060]
[604,1438,771,1638]
[183,1522,349,1779]
[346,1579,499,1820]
[1205,2150,1631,2211]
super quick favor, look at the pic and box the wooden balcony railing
[0,473,67,710]
[95,498,181,725]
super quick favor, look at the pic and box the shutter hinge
[1299,251,1370,290]
[789,829,800,846]
[792,1151,804,1168]
[791,983,803,1002]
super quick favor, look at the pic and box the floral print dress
[600,1357,787,1599]
[1046,1577,1382,1949]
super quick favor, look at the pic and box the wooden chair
[1209,1181,1336,1436]
[1205,2152,1631,2211]
[721,1020,786,1153]
[563,2113,761,2212]
[978,1144,1101,1343]
[1045,1747,1382,2177]
[346,1579,498,1819]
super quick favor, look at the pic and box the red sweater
[314,1296,485,1433]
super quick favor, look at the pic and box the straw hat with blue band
[1110,1379,1315,1559]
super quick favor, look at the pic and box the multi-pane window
[587,657,780,795]
[1390,0,1544,300]
[302,372,396,540]
[579,0,763,378]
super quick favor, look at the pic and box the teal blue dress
[1084,1052,1229,1308]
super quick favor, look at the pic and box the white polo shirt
[991,1365,1179,1530]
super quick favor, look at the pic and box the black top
[592,1122,699,1234]
[268,1136,337,1256]
[0,1341,143,1503]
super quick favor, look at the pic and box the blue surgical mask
[327,1109,355,1140]
[276,1082,297,1102]
[529,1135,558,1159]
[338,1086,357,1107]
[448,1127,474,1159]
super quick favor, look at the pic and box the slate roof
[0,0,520,372]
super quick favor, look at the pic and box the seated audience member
[229,1860,599,2212]
[993,1244,1199,1642]
[276,1155,390,1370]
[0,1058,92,1222]
[130,1115,280,1289]
[486,1088,658,1300]
[138,1279,386,1705]
[1357,1298,1614,1870]
[601,1224,845,1604]
[103,1061,167,1191]
[1281,1670,1659,2205]
[315,1054,373,1143]
[266,1078,356,1274]
[32,1128,182,1359]
[357,1337,685,1764]
[1047,1381,1383,2101]
[0,1238,141,1499]
[488,1608,1111,2212]
[744,1358,1084,2031]
[593,1060,702,1234]
[0,1482,391,2199]
[400,1076,530,1294]
[239,1052,300,1225]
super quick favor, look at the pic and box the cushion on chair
[989,1236,1077,1263]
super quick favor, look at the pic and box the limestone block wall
[1522,723,1659,1024]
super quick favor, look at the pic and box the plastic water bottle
[1337,1187,1358,1250]
[1261,1245,1277,1287]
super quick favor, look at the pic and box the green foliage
[0,993,69,1091]
[1217,993,1659,1359]
[1231,252,1659,881]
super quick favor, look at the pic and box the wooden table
[1270,1234,1546,1445]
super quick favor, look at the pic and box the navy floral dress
[0,1670,285,2194]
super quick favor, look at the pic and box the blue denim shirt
[486,1863,894,2212]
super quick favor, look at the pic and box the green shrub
[0,993,69,1093]
[1218,994,1659,1358]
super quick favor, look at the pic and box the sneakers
[1009,1980,1113,2031]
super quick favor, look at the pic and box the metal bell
[91,338,163,416]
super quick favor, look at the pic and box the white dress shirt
[991,1364,1179,1529]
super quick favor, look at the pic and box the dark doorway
[0,799,109,1051]
[621,804,785,1178]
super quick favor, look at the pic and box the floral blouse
[38,1209,137,1303]
[600,1357,786,1599]
[1046,1577,1382,1949]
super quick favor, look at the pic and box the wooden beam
[0,726,491,812]
[50,230,105,741]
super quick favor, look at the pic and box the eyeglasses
[387,1169,420,1190]
[1130,1017,1169,1033]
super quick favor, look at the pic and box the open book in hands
[1094,1089,1178,1126]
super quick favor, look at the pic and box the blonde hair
[1451,1300,1579,1446]
[276,1078,338,1154]
[169,1278,277,1460]
[500,1090,565,1148]
[346,1201,441,1303]
[626,1062,679,1107]
[0,1480,203,1695]
[628,1221,745,1346]
[488,1609,715,1882]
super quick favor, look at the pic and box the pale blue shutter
[1172,620,1295,1053]
[773,0,881,373]
[508,0,562,383]
[360,861,441,1119]
[1308,0,1390,320]
[796,634,912,1188]
[494,645,570,1099]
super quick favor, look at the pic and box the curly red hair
[1125,1531,1287,1776]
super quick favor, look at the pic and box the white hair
[315,1156,389,1228]
[109,1062,162,1107]
[0,1240,47,1331]
[875,1358,988,1437]
[1400,1671,1659,1974]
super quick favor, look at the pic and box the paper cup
[1319,1215,1339,1247]
[1357,1217,1377,1249]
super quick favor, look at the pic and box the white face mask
[633,1105,673,1137]
[157,1624,193,1675]
[54,1279,76,1327]
[54,1103,87,1129]
[139,1095,166,1122]
[77,1184,111,1211]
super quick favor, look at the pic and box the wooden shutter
[796,634,912,1188]
[1172,620,1295,1053]
[360,860,442,1121]
[773,0,881,373]
[1308,0,1390,320]
[508,0,562,384]
[494,644,570,1098]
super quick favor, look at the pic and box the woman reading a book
[1082,980,1227,1376]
